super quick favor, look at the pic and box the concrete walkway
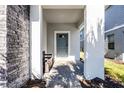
[43,58,84,88]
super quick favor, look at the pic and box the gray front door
[56,33,68,57]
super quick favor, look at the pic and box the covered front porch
[30,5,104,81]
[43,6,83,61]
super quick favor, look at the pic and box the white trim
[105,24,124,33]
[54,31,70,58]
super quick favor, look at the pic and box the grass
[80,51,124,83]
[105,59,124,83]
[80,51,84,60]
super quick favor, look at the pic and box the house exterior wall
[80,41,84,51]
[105,5,124,60]
[105,27,124,60]
[47,23,80,60]
[105,5,124,31]
[0,5,30,88]
[80,29,84,51]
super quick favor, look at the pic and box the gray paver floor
[43,58,84,88]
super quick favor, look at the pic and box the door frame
[54,31,70,58]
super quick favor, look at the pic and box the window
[108,34,114,49]
[80,29,84,41]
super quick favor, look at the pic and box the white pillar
[84,5,104,80]
[30,5,43,79]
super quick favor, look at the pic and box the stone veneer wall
[0,5,30,88]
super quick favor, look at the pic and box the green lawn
[80,51,84,60]
[105,59,124,83]
[80,51,124,83]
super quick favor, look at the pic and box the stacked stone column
[0,5,30,88]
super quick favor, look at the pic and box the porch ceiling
[43,6,84,24]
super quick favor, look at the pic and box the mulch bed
[21,79,46,88]
[79,75,124,88]
[21,75,124,88]
[114,60,124,64]
[22,76,124,88]
[105,58,124,64]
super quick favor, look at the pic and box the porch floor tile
[43,58,84,88]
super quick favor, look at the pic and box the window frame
[107,34,115,50]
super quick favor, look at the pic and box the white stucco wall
[84,5,104,80]
[30,5,43,79]
[42,17,47,52]
[47,23,80,60]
